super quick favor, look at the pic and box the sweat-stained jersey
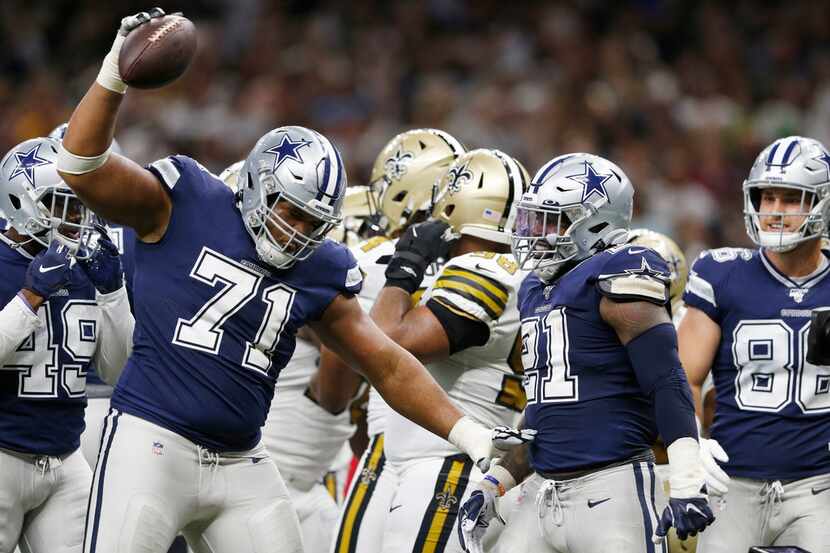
[684,247,830,480]
[110,155,362,452]
[519,245,671,473]
[0,237,99,455]
[383,251,527,464]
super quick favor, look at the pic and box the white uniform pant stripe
[83,408,121,553]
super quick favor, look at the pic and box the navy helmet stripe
[780,139,799,166]
[766,141,781,165]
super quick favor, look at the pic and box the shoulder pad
[427,252,521,325]
[146,155,188,190]
[682,248,748,311]
[595,246,670,305]
[351,236,395,267]
[314,240,363,295]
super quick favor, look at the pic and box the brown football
[118,14,197,89]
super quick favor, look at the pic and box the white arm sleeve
[94,286,134,385]
[0,295,42,364]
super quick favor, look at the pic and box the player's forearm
[0,295,42,364]
[368,286,412,340]
[371,340,463,440]
[312,347,365,414]
[94,286,134,385]
[689,381,704,421]
[63,84,123,157]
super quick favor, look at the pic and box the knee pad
[248,497,303,553]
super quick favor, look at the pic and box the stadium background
[2,0,829,262]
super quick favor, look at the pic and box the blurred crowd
[2,0,829,259]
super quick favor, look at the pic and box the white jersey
[351,236,441,437]
[384,251,527,464]
[264,336,356,487]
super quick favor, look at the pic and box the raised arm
[57,11,171,241]
[677,306,721,420]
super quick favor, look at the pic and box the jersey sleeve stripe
[148,158,181,190]
[431,297,483,322]
[686,271,717,307]
[606,276,667,302]
[441,268,509,303]
[433,280,504,319]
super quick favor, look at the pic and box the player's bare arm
[310,346,365,414]
[369,287,451,363]
[599,295,672,343]
[677,306,721,419]
[310,292,464,441]
[58,12,173,241]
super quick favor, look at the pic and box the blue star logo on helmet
[10,143,51,187]
[567,161,612,203]
[813,151,830,177]
[263,134,312,172]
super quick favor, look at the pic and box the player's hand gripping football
[385,219,458,294]
[76,224,124,294]
[97,8,167,94]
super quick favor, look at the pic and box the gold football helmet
[431,149,529,245]
[371,129,465,236]
[628,228,688,310]
[219,160,244,192]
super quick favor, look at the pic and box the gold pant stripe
[335,434,385,553]
[324,471,338,502]
[412,454,473,553]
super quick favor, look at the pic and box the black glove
[76,224,125,294]
[385,220,456,294]
[653,497,715,543]
[807,307,830,365]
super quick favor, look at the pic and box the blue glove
[457,488,497,553]
[76,224,124,294]
[24,240,73,299]
[653,496,715,543]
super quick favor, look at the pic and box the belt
[537,449,656,481]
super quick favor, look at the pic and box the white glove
[491,425,538,453]
[457,465,516,553]
[699,437,730,496]
[96,7,167,93]
[449,417,537,472]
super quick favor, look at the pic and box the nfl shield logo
[152,441,164,456]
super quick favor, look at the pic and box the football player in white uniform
[0,137,133,553]
[679,136,830,553]
[370,148,531,553]
[318,128,466,553]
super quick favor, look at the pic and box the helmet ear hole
[443,204,455,218]
[392,191,406,202]
[588,222,608,234]
[8,194,20,210]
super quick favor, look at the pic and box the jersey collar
[759,248,830,290]
[0,233,34,261]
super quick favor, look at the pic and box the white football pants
[493,461,668,553]
[698,473,830,553]
[83,410,303,553]
[330,434,397,553]
[0,447,90,553]
[79,397,110,469]
[380,454,480,553]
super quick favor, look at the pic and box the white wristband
[483,463,518,497]
[448,415,491,464]
[667,436,705,498]
[57,144,112,175]
[96,33,128,94]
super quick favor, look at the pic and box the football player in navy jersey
[49,122,138,469]
[0,137,133,553]
[679,136,830,553]
[55,9,503,553]
[456,153,714,553]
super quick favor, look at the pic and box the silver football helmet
[743,136,830,252]
[239,126,347,269]
[0,137,95,253]
[511,153,633,281]
[49,122,124,155]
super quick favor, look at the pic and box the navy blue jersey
[0,239,98,455]
[519,245,670,473]
[684,247,830,480]
[111,156,362,452]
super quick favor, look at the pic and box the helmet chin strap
[256,237,295,269]
[758,230,801,252]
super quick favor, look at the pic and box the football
[118,14,197,89]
